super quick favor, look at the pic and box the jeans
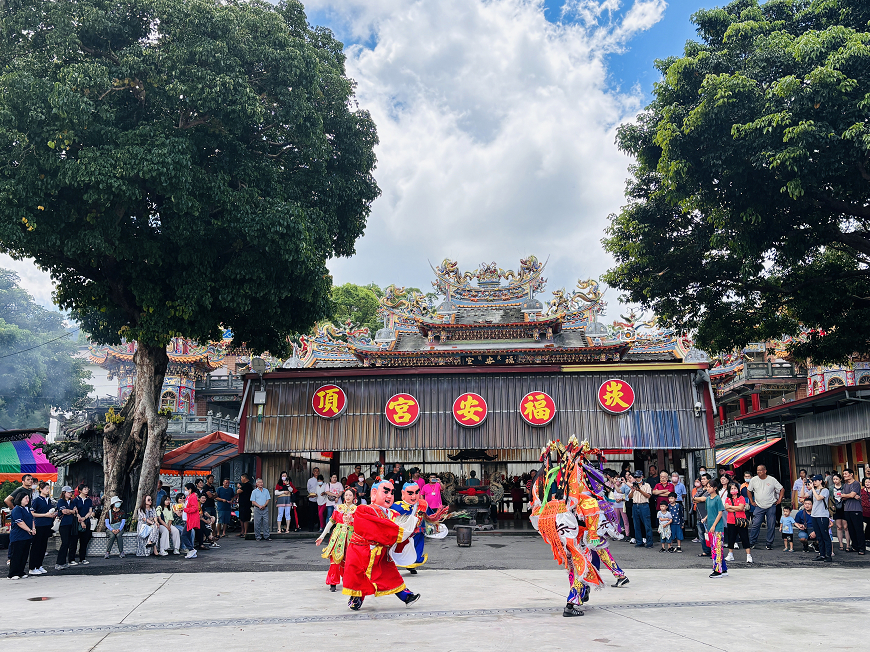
[106,529,125,555]
[253,507,270,540]
[632,503,653,547]
[749,504,777,547]
[813,516,833,558]
[174,524,191,550]
[326,505,335,521]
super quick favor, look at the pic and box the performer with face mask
[391,482,450,574]
[341,480,421,611]
[316,488,358,592]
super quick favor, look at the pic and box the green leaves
[605,0,870,363]
[0,0,379,356]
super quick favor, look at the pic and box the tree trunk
[99,342,169,530]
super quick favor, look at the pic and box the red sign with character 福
[519,391,556,426]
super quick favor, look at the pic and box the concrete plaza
[2,557,867,651]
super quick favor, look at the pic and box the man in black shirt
[202,474,217,523]
[236,473,254,538]
[645,465,659,489]
[386,463,405,498]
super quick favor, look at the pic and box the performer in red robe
[342,480,420,611]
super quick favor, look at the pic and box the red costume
[342,503,413,598]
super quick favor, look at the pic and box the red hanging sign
[597,378,635,414]
[520,391,556,426]
[452,392,488,427]
[312,384,347,419]
[385,393,421,428]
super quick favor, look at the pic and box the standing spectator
[386,463,406,497]
[810,474,832,562]
[54,486,76,570]
[705,480,728,578]
[671,472,687,505]
[667,492,685,553]
[7,492,35,580]
[747,465,784,550]
[794,498,817,552]
[172,493,191,553]
[136,495,160,557]
[629,470,654,548]
[156,494,180,554]
[611,476,631,536]
[413,470,425,490]
[5,473,35,566]
[70,484,94,565]
[421,474,442,510]
[779,506,796,552]
[840,468,865,555]
[324,473,343,520]
[201,475,217,525]
[275,472,297,533]
[656,502,672,552]
[194,477,205,496]
[316,474,327,529]
[523,469,538,513]
[644,465,658,490]
[830,473,850,552]
[183,482,200,558]
[694,474,712,557]
[155,480,167,509]
[215,478,234,538]
[306,467,321,532]
[251,478,271,541]
[352,473,369,505]
[347,465,363,486]
[104,497,126,558]
[717,474,730,499]
[28,481,56,575]
[723,482,752,564]
[653,471,675,511]
[739,469,754,519]
[623,470,636,541]
[236,473,254,539]
[791,469,810,509]
[861,476,870,544]
[467,470,481,487]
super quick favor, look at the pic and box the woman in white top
[611,476,631,536]
[324,474,344,521]
[316,474,327,530]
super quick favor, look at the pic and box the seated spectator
[794,498,817,552]
[136,495,160,557]
[156,494,181,555]
[467,470,481,487]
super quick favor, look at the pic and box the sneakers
[746,554,753,564]
[563,603,585,617]
[30,567,46,575]
[725,552,735,562]
[629,538,636,544]
[765,545,773,550]
[659,548,667,553]
[709,571,728,578]
[159,551,169,556]
[330,585,337,592]
[104,553,110,559]
[171,549,179,555]
[691,538,700,543]
[612,577,630,588]
[9,575,21,580]
[119,553,125,558]
[185,550,197,559]
[68,560,78,566]
[54,564,68,571]
[812,555,826,562]
[79,560,90,565]
[401,592,421,606]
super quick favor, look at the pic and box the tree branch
[80,44,119,65]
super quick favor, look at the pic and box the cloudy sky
[2,0,716,311]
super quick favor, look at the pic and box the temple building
[239,257,717,490]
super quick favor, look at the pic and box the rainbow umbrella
[0,433,58,482]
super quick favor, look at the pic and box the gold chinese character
[456,395,484,423]
[602,381,629,408]
[388,397,416,424]
[523,394,551,421]
[316,388,342,414]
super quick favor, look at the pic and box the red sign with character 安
[452,392,488,427]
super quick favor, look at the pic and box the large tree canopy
[604,0,870,363]
[0,269,91,428]
[0,0,379,513]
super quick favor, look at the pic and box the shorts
[782,533,793,542]
[670,524,684,541]
[216,510,231,525]
[239,506,252,522]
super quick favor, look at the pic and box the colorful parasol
[0,433,58,482]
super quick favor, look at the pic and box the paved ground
[38,528,870,575]
[3,566,868,651]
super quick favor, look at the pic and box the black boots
[348,596,363,611]
[563,603,584,617]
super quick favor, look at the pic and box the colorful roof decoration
[715,438,781,468]
[89,337,226,379]
[0,433,58,482]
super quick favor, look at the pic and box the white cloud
[319,0,665,302]
[0,253,56,309]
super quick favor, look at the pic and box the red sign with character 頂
[385,393,420,428]
[597,379,635,414]
[452,392,488,427]
[312,384,347,419]
[520,391,556,426]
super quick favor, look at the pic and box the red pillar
[751,393,761,412]
[739,398,747,416]
[719,406,726,424]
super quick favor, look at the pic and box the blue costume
[390,483,435,569]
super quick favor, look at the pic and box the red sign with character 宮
[452,392,488,427]
[597,379,635,414]
[312,384,347,418]
[520,391,556,426]
[385,393,420,428]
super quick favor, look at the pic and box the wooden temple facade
[238,257,716,481]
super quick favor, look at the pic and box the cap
[724,470,735,477]
[60,485,73,493]
[633,470,644,478]
[812,474,823,482]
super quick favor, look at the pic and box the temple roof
[89,338,226,379]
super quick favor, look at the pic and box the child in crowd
[779,506,796,552]
[667,492,684,553]
[657,502,673,552]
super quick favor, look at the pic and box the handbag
[138,524,153,540]
[735,516,749,528]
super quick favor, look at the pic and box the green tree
[330,283,382,333]
[0,0,379,516]
[0,269,91,428]
[604,0,870,362]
